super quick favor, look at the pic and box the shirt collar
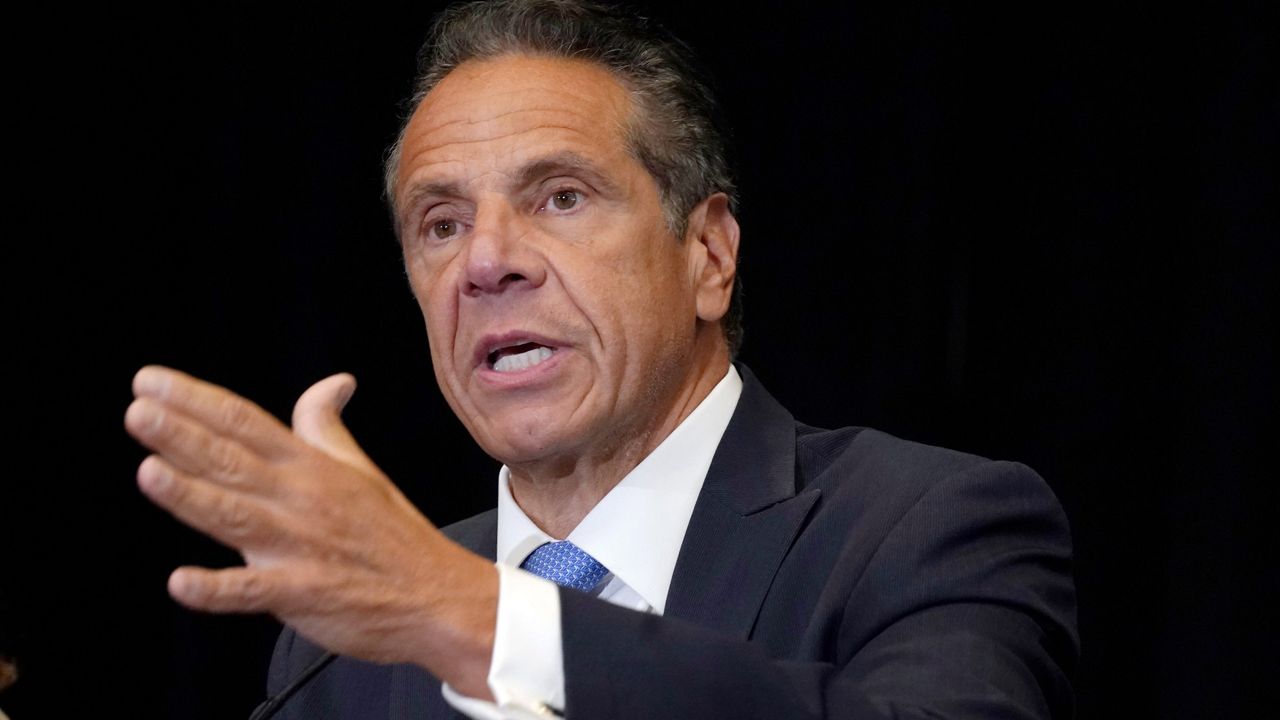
[495,365,743,614]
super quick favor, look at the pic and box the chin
[484,436,572,470]
[476,412,580,466]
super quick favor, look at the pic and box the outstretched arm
[125,365,497,699]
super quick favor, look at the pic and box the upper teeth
[493,346,553,373]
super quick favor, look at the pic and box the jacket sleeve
[559,460,1078,719]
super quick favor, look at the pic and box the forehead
[394,54,636,203]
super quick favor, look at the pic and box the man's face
[393,54,707,469]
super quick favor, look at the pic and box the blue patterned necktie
[520,540,609,592]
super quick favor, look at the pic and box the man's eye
[431,219,458,239]
[549,190,580,211]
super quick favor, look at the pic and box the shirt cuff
[441,562,565,719]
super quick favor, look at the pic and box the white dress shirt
[443,366,744,719]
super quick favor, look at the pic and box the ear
[685,192,740,323]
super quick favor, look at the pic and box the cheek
[406,256,461,355]
[634,241,696,307]
[606,258,695,349]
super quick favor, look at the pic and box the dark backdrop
[5,2,1275,718]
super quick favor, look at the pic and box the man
[125,1,1077,718]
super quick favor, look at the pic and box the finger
[169,565,281,613]
[127,398,277,492]
[137,454,281,549]
[133,365,295,459]
[292,373,379,475]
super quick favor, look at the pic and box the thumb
[292,373,378,474]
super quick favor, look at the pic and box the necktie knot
[520,540,609,592]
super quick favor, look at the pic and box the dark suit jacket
[268,366,1078,719]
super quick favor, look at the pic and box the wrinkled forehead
[393,55,637,200]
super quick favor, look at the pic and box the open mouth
[487,342,556,373]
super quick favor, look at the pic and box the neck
[507,339,730,539]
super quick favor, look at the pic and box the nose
[460,200,546,297]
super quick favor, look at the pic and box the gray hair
[383,0,744,356]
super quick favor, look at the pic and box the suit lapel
[664,365,820,638]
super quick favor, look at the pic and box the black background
[5,2,1276,718]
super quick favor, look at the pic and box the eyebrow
[512,150,620,195]
[397,150,622,221]
[399,180,467,222]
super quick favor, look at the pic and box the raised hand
[124,366,496,697]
